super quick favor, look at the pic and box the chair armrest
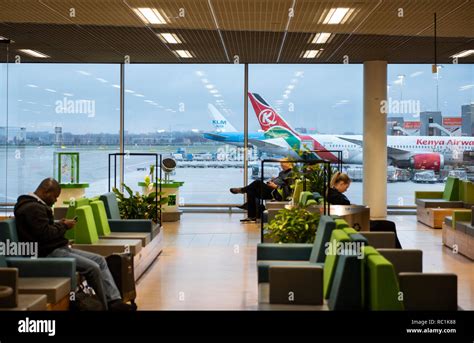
[0,268,18,289]
[414,191,443,200]
[257,243,312,261]
[269,265,323,305]
[452,210,472,228]
[6,257,77,290]
[108,219,154,233]
[399,273,457,311]
[0,268,18,308]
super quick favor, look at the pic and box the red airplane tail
[248,92,298,135]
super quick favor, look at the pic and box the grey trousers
[48,246,121,309]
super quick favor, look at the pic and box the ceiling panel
[0,0,472,63]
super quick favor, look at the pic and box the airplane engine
[409,153,444,171]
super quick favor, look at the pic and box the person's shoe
[230,187,243,194]
[108,299,135,311]
[237,203,248,210]
[240,217,257,223]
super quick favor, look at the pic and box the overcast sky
[1,63,472,135]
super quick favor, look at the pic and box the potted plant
[265,205,320,243]
[112,183,168,224]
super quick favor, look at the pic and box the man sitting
[230,159,294,223]
[14,178,133,311]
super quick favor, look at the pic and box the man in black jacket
[230,159,294,223]
[14,178,132,311]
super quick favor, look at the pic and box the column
[363,61,387,219]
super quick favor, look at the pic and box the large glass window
[124,64,244,205]
[249,64,364,204]
[2,61,471,209]
[387,64,474,206]
[0,44,7,213]
[3,63,120,203]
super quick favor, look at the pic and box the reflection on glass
[1,64,120,202]
[124,64,245,205]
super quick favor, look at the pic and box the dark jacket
[272,168,294,200]
[14,194,69,257]
[327,187,351,205]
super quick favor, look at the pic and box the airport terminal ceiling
[0,0,473,63]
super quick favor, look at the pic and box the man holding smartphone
[13,178,132,311]
[229,158,294,223]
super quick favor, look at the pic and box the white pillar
[363,61,387,219]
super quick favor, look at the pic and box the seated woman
[328,171,402,248]
[327,172,351,205]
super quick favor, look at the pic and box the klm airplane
[202,103,265,147]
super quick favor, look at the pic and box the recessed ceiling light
[213,94,221,97]
[451,50,474,58]
[206,84,214,89]
[210,89,218,94]
[96,78,108,83]
[133,8,167,24]
[174,50,193,58]
[27,84,38,88]
[125,89,135,93]
[18,49,50,58]
[134,94,145,97]
[63,93,74,97]
[112,84,120,88]
[45,88,56,93]
[157,33,182,44]
[311,32,332,44]
[322,8,354,25]
[77,70,91,76]
[302,50,320,58]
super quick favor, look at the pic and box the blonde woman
[327,172,351,205]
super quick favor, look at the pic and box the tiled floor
[135,213,474,310]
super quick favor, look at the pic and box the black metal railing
[108,152,162,224]
[259,158,332,242]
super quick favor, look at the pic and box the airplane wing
[337,136,409,155]
[203,132,226,141]
[248,137,290,155]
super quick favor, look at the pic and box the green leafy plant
[112,183,167,223]
[284,149,337,198]
[265,206,320,243]
[292,162,330,195]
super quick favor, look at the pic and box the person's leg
[48,247,112,309]
[68,248,122,304]
[245,181,274,219]
[246,187,258,218]
[230,180,263,194]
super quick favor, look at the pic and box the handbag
[70,281,105,311]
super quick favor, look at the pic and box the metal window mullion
[119,63,125,192]
[243,64,249,195]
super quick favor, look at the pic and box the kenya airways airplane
[247,92,474,171]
